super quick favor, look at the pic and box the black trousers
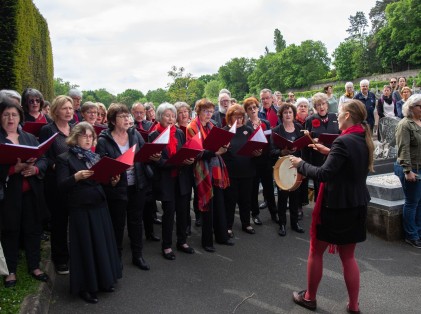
[298,178,309,206]
[161,193,189,249]
[1,191,42,273]
[143,191,155,236]
[201,187,229,247]
[277,188,300,226]
[225,177,253,229]
[108,186,145,258]
[251,163,277,216]
[46,174,69,266]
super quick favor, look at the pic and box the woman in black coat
[270,104,305,236]
[290,99,374,313]
[222,104,261,236]
[0,99,49,288]
[149,103,195,260]
[56,122,121,303]
[304,92,340,201]
[39,95,74,275]
[95,103,150,271]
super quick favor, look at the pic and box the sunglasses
[29,98,41,104]
[390,81,397,83]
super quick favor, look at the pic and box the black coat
[149,128,193,201]
[270,122,303,159]
[298,133,370,208]
[297,133,370,244]
[0,128,48,227]
[56,151,107,210]
[246,119,272,168]
[95,127,148,201]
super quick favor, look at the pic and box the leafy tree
[204,80,222,103]
[166,66,205,105]
[145,88,169,105]
[369,0,399,34]
[82,88,116,107]
[333,39,369,80]
[248,53,284,95]
[53,77,79,97]
[218,57,255,100]
[198,73,218,84]
[116,89,144,107]
[273,28,286,53]
[346,11,368,40]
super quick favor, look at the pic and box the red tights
[304,239,360,311]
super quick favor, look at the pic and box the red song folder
[272,132,312,151]
[0,132,58,164]
[317,133,339,146]
[89,144,137,183]
[135,126,170,162]
[165,132,204,165]
[237,126,268,156]
[203,121,236,152]
[22,121,47,137]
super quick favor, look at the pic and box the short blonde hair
[50,95,74,122]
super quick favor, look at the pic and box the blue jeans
[394,162,421,240]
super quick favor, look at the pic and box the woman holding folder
[56,122,121,303]
[96,103,150,271]
[187,99,233,252]
[223,104,261,236]
[149,103,195,260]
[0,99,49,288]
[270,103,305,236]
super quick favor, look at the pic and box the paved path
[48,205,421,314]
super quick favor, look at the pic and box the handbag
[0,242,9,275]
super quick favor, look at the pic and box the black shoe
[55,263,69,275]
[4,275,17,288]
[132,256,150,270]
[186,225,192,236]
[195,217,202,227]
[242,226,255,234]
[176,244,195,254]
[40,232,49,241]
[252,215,263,225]
[292,290,317,311]
[100,286,115,293]
[153,218,162,225]
[162,249,176,260]
[31,272,49,282]
[259,201,267,209]
[146,233,160,241]
[271,213,279,223]
[298,210,304,221]
[292,223,305,233]
[278,225,286,236]
[217,238,235,246]
[405,238,421,249]
[227,230,234,238]
[79,291,98,304]
[202,246,215,253]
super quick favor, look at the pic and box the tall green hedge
[0,0,54,100]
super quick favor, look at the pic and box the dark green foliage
[0,0,54,100]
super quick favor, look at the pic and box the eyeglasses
[79,134,94,140]
[29,98,41,104]
[2,113,19,119]
[133,111,145,116]
[116,114,130,119]
[86,111,98,115]
[390,81,397,83]
[202,110,214,115]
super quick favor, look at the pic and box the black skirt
[69,206,122,294]
[316,205,367,245]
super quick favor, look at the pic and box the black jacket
[270,122,303,159]
[96,128,148,200]
[297,133,371,209]
[0,128,49,227]
[149,128,193,201]
[56,151,107,210]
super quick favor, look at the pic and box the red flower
[312,119,321,128]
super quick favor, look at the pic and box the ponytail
[362,122,374,172]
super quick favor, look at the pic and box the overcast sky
[33,0,377,95]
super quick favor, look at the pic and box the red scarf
[187,117,230,211]
[310,124,365,254]
[295,114,306,126]
[156,123,178,158]
[265,107,278,128]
